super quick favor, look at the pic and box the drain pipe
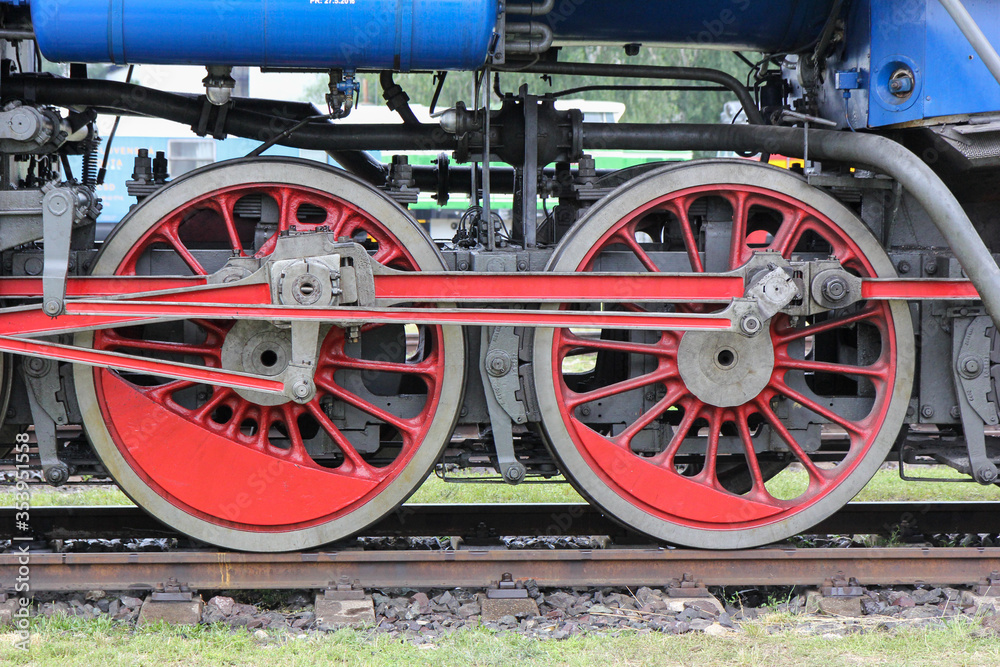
[582,122,1000,325]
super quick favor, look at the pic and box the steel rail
[5,502,999,542]
[4,547,1000,591]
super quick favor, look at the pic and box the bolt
[897,261,911,274]
[6,408,14,419]
[821,276,849,302]
[961,356,983,377]
[950,406,961,420]
[906,405,915,417]
[517,260,528,271]
[505,465,525,483]
[348,325,361,344]
[44,465,69,487]
[741,315,763,335]
[292,380,313,400]
[486,351,512,377]
[26,357,46,373]
[43,299,62,316]
[457,260,470,271]
[644,392,655,401]
[920,405,935,419]
[581,406,591,417]
[925,262,938,275]
[460,407,468,417]
[978,465,998,484]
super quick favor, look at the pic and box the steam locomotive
[1,0,998,552]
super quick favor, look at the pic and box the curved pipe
[4,76,449,151]
[379,72,421,126]
[936,0,1000,88]
[506,0,555,16]
[582,122,1000,324]
[497,60,766,126]
[505,22,554,54]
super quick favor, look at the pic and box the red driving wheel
[534,161,912,548]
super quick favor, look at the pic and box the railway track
[4,502,999,543]
[5,502,1000,594]
[5,547,1000,592]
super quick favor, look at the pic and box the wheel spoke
[756,398,827,481]
[768,209,808,256]
[772,305,882,345]
[315,375,414,433]
[769,379,866,436]
[726,190,749,269]
[615,228,661,273]
[695,409,722,487]
[326,354,438,379]
[564,367,674,409]
[665,197,704,272]
[278,404,312,463]
[142,379,197,403]
[213,193,246,256]
[101,333,219,360]
[735,410,767,494]
[306,401,383,480]
[653,399,701,468]
[154,224,207,276]
[560,331,673,358]
[614,384,687,448]
[776,357,889,379]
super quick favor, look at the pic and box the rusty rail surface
[3,547,1000,592]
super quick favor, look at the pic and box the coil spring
[82,134,100,187]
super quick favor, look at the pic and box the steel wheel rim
[533,160,913,549]
[74,158,465,551]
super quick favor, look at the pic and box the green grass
[3,615,1000,666]
[2,465,998,509]
[406,474,584,504]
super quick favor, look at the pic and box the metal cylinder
[27,0,498,70]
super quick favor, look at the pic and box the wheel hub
[677,329,775,407]
[220,320,294,406]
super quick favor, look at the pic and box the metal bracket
[487,573,528,599]
[953,315,999,484]
[41,186,76,317]
[151,578,195,603]
[285,320,322,404]
[21,356,68,426]
[976,571,1000,596]
[480,326,527,484]
[746,263,800,321]
[821,574,865,597]
[320,576,366,602]
[666,573,711,599]
[20,358,68,486]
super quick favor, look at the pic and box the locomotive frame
[3,0,1000,551]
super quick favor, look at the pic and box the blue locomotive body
[23,0,498,70]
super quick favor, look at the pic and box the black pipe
[225,97,389,185]
[498,61,766,126]
[379,72,421,126]
[5,75,453,152]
